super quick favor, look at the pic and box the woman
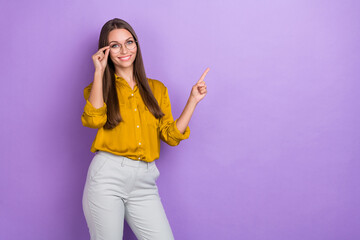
[81,18,209,240]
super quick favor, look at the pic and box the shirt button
[138,157,141,160]
[131,93,134,96]
[137,125,139,128]
[139,142,141,145]
[134,108,137,111]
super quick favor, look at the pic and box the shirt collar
[114,73,125,82]
[114,73,138,91]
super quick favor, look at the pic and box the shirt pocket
[143,106,159,128]
[119,103,129,123]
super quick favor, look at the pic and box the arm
[88,70,105,108]
[176,67,210,133]
[80,75,107,129]
[175,97,197,134]
[81,46,110,129]
[88,45,110,108]
[159,87,190,146]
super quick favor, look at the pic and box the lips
[118,55,131,61]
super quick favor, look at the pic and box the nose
[120,44,128,54]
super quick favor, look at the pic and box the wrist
[95,69,105,76]
[188,95,198,106]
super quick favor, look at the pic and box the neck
[115,66,135,84]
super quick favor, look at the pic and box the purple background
[1,0,360,239]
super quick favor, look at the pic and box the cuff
[84,99,107,116]
[169,119,190,141]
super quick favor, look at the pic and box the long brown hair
[98,18,164,129]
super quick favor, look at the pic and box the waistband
[95,151,155,169]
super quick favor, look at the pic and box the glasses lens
[125,40,136,50]
[109,43,120,53]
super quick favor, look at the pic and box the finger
[196,80,206,85]
[198,85,206,89]
[198,87,206,92]
[104,47,110,59]
[200,89,207,94]
[197,68,209,83]
[197,67,210,84]
[98,46,110,52]
[97,47,110,56]
[93,50,105,59]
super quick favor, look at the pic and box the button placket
[131,92,142,157]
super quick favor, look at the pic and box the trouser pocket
[88,154,109,180]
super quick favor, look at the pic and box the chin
[118,61,134,67]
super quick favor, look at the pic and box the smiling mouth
[118,55,131,61]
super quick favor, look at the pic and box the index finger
[98,45,110,52]
[197,67,210,83]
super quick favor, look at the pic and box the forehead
[108,29,134,43]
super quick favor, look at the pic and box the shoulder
[147,78,166,89]
[147,78,167,94]
[146,78,170,104]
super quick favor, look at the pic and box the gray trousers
[82,151,174,240]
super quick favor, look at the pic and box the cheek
[109,54,117,62]
[131,50,137,59]
[130,53,137,63]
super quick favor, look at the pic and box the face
[108,28,137,70]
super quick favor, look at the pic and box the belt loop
[121,157,125,167]
[147,162,149,170]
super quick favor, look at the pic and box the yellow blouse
[81,73,190,162]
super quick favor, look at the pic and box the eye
[126,40,134,44]
[111,44,119,48]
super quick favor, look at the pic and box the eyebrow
[109,37,134,44]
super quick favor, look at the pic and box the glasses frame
[109,39,138,54]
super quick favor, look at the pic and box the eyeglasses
[109,39,137,54]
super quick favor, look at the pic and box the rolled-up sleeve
[159,86,190,146]
[81,83,107,129]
